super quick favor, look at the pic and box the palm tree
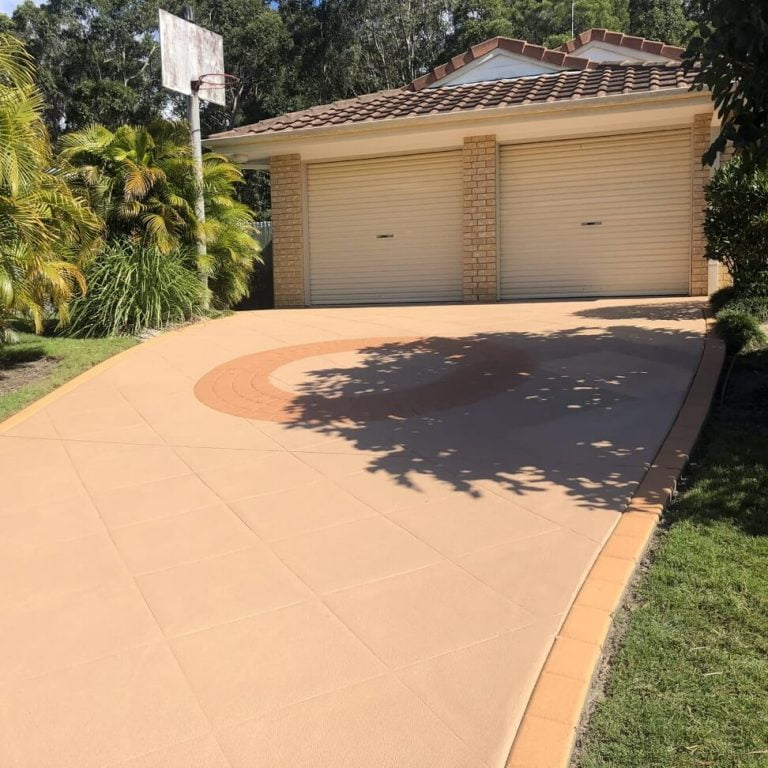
[60,119,261,307]
[0,34,101,337]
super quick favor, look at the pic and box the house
[206,29,720,307]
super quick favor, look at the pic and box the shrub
[60,120,260,309]
[0,34,101,339]
[715,308,768,352]
[727,295,768,323]
[705,155,768,297]
[68,240,203,337]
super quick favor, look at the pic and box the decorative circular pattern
[194,336,535,424]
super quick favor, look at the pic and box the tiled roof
[407,36,595,92]
[558,28,685,60]
[210,64,695,139]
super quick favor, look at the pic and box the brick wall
[270,154,306,307]
[462,135,498,302]
[690,113,712,296]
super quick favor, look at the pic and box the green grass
[579,348,768,768]
[0,332,137,423]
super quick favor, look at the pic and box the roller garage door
[307,151,462,304]
[499,130,692,299]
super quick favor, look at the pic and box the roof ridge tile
[558,28,684,59]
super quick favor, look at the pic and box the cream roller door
[500,130,692,299]
[307,151,462,304]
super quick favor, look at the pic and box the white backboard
[159,9,225,106]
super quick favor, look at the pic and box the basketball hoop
[193,73,239,93]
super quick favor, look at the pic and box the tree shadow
[574,302,705,322]
[280,322,703,516]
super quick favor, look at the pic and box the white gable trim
[428,49,564,88]
[570,40,673,63]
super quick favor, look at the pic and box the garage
[306,151,463,305]
[499,129,693,299]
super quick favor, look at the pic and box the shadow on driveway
[282,322,703,515]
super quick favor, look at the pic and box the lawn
[0,331,137,423]
[577,346,768,768]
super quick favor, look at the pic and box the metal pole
[571,0,575,39]
[183,4,210,309]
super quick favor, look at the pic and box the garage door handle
[376,234,394,239]
[581,221,602,226]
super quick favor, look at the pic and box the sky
[0,0,37,15]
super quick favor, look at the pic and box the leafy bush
[705,155,768,297]
[59,120,260,309]
[0,34,101,340]
[716,308,768,352]
[68,240,203,337]
[726,294,768,323]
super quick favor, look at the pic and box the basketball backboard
[159,9,225,106]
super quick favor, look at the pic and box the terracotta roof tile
[210,64,695,140]
[558,28,684,59]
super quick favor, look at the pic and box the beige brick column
[462,135,498,302]
[690,113,713,296]
[270,154,306,307]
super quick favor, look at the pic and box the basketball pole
[182,4,210,310]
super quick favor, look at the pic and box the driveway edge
[505,310,726,768]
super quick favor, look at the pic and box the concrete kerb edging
[0,315,230,435]
[505,310,726,768]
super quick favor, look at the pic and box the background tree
[685,0,768,166]
[9,0,165,136]
[628,0,691,46]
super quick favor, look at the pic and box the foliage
[716,307,767,352]
[628,0,692,46]
[705,155,768,297]
[579,345,768,768]
[0,32,101,338]
[202,156,262,307]
[60,120,198,252]
[0,326,135,421]
[60,118,260,307]
[684,0,768,166]
[8,0,166,137]
[68,240,203,337]
[712,288,768,353]
[446,0,629,53]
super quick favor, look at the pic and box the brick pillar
[690,113,713,296]
[270,154,305,307]
[462,135,498,302]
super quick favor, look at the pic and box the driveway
[0,298,705,768]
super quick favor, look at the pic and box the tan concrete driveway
[0,298,705,768]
